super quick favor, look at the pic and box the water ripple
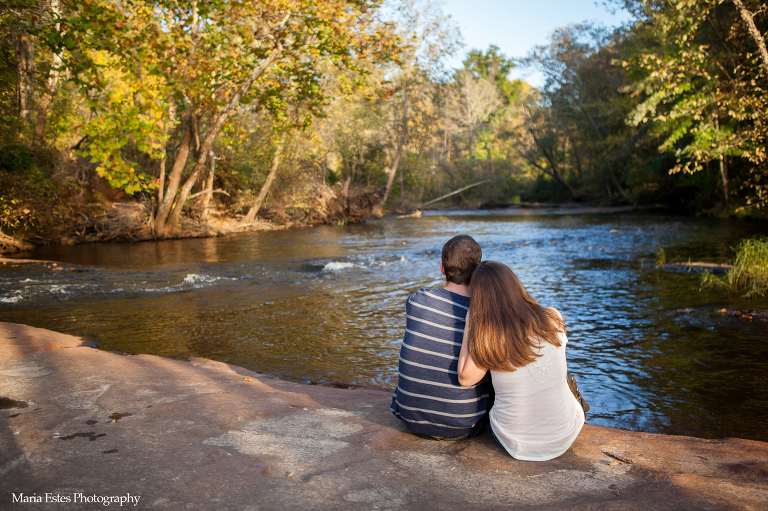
[1,213,767,441]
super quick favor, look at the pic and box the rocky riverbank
[0,184,388,256]
[1,200,645,257]
[2,323,768,510]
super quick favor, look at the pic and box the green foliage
[0,145,35,173]
[0,25,29,148]
[21,0,401,215]
[0,166,62,235]
[1,0,766,232]
[701,237,768,297]
[625,0,768,208]
[0,196,34,232]
[655,241,667,267]
[521,174,573,203]
[513,23,652,204]
[462,44,522,102]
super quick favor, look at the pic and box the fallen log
[719,308,768,322]
[421,180,493,209]
[662,262,733,274]
[395,210,422,219]
[0,231,34,255]
[0,257,94,271]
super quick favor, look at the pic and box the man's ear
[440,262,446,276]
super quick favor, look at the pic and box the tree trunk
[519,105,582,199]
[513,144,580,200]
[157,103,175,205]
[714,116,729,208]
[33,79,57,145]
[33,61,59,145]
[371,87,408,217]
[158,152,166,204]
[486,139,493,175]
[733,0,768,77]
[720,156,729,207]
[154,118,194,237]
[200,149,215,219]
[568,133,583,179]
[321,157,328,184]
[165,113,227,232]
[155,44,283,237]
[371,143,403,218]
[351,158,359,186]
[524,127,580,200]
[609,171,630,201]
[17,33,33,119]
[242,135,285,225]
[341,176,351,197]
[32,0,61,145]
[547,166,579,199]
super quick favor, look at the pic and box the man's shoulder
[409,287,470,308]
[405,287,469,328]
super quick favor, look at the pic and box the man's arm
[457,315,487,386]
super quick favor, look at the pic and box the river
[1,211,767,441]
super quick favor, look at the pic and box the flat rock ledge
[1,324,767,511]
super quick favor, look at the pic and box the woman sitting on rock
[457,261,587,461]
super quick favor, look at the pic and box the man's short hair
[442,235,482,285]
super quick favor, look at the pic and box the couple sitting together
[390,235,589,461]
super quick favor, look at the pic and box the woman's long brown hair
[466,261,565,372]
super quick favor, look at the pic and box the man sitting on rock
[390,234,492,440]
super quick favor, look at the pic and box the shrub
[701,237,768,298]
[521,174,573,203]
[0,145,35,173]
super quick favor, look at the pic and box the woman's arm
[457,316,487,387]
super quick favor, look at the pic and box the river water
[1,211,767,441]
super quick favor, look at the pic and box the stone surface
[1,322,767,510]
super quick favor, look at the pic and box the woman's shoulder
[542,307,564,324]
[542,307,567,339]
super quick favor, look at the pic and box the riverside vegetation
[1,0,767,253]
[701,236,768,297]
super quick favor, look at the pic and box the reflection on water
[1,212,767,441]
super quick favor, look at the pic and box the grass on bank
[701,237,768,298]
[655,239,666,267]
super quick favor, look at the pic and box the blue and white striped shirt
[390,287,492,437]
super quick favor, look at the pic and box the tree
[53,0,398,236]
[445,71,502,160]
[625,0,768,209]
[1,0,62,144]
[459,45,521,165]
[241,132,285,225]
[513,93,582,200]
[515,24,638,201]
[370,0,461,217]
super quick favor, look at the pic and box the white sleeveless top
[467,312,585,461]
